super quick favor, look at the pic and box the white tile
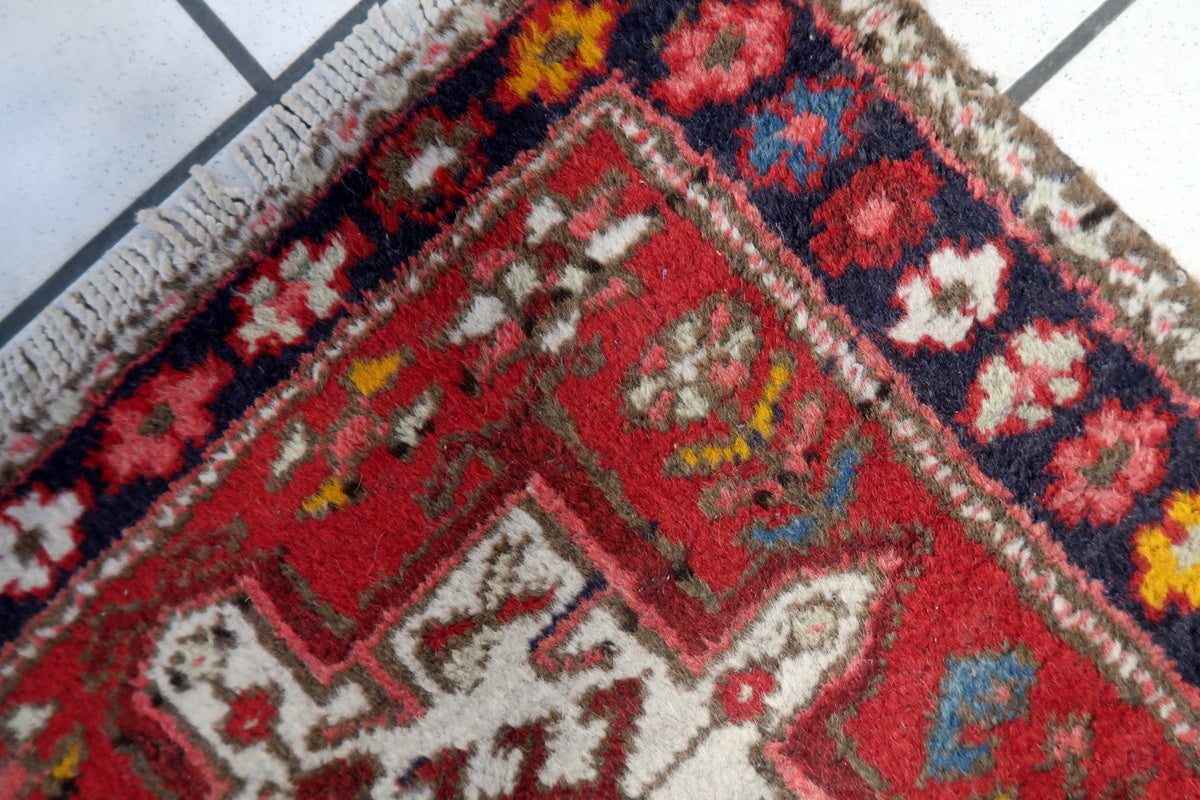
[0,0,253,320]
[919,0,1103,91]
[206,0,360,78]
[1023,0,1200,276]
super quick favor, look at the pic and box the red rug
[4,0,1200,796]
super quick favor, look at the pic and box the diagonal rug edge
[0,0,520,488]
[814,0,1200,395]
[5,77,1200,777]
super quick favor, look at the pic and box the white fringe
[0,0,507,478]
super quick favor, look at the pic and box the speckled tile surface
[1023,0,1200,276]
[0,0,253,321]
[205,0,360,77]
[918,0,1104,90]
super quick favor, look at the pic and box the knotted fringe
[0,0,504,481]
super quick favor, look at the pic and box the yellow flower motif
[302,477,357,518]
[677,362,791,471]
[348,352,406,397]
[1134,491,1200,614]
[502,0,616,109]
[51,742,82,781]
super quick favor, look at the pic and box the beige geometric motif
[143,506,878,798]
[625,296,761,431]
[235,234,351,355]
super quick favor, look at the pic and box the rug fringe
[0,0,506,482]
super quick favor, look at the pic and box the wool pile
[3,0,1200,796]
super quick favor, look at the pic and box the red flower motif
[224,687,278,746]
[809,153,942,278]
[651,0,792,115]
[93,356,234,486]
[715,666,775,722]
[1042,399,1173,528]
[366,101,496,231]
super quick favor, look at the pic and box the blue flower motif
[743,82,855,188]
[752,445,862,547]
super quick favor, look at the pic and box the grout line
[175,0,273,92]
[0,0,383,350]
[1004,0,1138,106]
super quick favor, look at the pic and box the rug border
[811,0,1200,396]
[7,0,1200,486]
[6,80,1200,776]
[0,0,521,486]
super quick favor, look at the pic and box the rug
[3,0,1200,796]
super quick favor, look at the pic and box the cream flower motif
[0,488,85,596]
[888,241,1009,351]
[958,320,1091,443]
[626,300,759,429]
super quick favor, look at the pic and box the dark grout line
[0,0,383,350]
[175,0,273,93]
[1005,0,1138,107]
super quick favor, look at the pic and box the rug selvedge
[0,0,520,487]
[812,0,1200,394]
[3,0,1200,795]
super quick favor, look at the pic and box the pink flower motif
[809,154,942,278]
[224,687,278,746]
[1049,721,1091,761]
[651,0,792,115]
[1042,399,1173,528]
[715,666,775,722]
[93,356,234,486]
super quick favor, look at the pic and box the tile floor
[0,0,1196,345]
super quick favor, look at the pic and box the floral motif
[1044,713,1092,762]
[447,185,651,379]
[958,320,1092,443]
[367,100,496,230]
[810,153,942,278]
[625,298,760,430]
[651,0,792,115]
[0,487,86,597]
[715,666,775,723]
[1040,713,1094,800]
[498,0,617,110]
[737,76,862,191]
[229,220,373,361]
[92,356,234,486]
[888,240,1010,352]
[1041,399,1172,528]
[1133,492,1200,618]
[1108,256,1200,360]
[224,687,279,746]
